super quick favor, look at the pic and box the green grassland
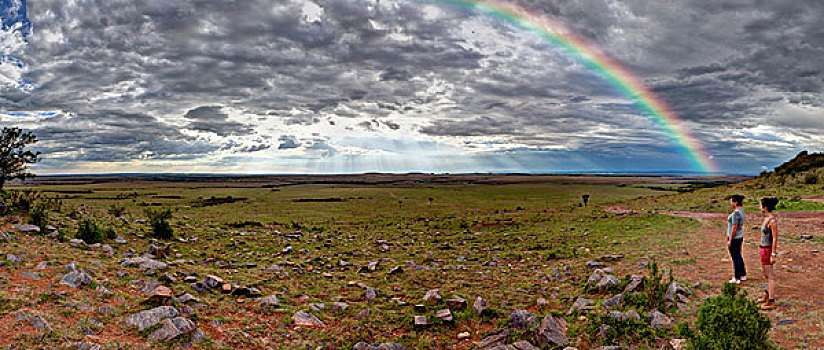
[1,174,821,349]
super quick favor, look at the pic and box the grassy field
[1,174,822,349]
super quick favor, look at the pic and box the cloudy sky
[1,0,822,175]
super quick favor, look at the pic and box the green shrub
[145,208,174,239]
[687,283,774,350]
[76,219,104,244]
[624,260,672,311]
[108,204,126,217]
[28,204,49,230]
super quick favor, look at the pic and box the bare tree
[0,127,41,190]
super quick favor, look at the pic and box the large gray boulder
[510,309,537,331]
[121,257,168,271]
[536,315,569,347]
[60,270,93,288]
[125,306,179,331]
[292,311,324,327]
[147,317,196,341]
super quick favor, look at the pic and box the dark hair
[760,197,779,212]
[730,195,745,206]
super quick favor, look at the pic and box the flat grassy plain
[1,174,822,349]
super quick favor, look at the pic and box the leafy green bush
[624,260,672,311]
[76,219,104,244]
[28,204,49,230]
[145,208,174,239]
[687,283,774,350]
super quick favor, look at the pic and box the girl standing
[726,195,747,283]
[757,197,780,310]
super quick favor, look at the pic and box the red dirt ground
[661,210,824,349]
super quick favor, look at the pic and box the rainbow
[425,0,718,174]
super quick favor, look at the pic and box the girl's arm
[770,220,778,253]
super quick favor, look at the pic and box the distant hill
[758,151,824,185]
[772,151,824,176]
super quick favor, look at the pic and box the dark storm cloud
[29,111,217,162]
[182,106,251,136]
[3,0,822,173]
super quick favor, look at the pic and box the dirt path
[661,210,824,349]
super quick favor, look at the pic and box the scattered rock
[12,224,40,234]
[624,275,643,292]
[331,302,349,312]
[600,254,623,261]
[568,296,595,314]
[510,309,537,331]
[60,270,93,288]
[354,308,370,319]
[148,286,174,304]
[147,317,196,341]
[423,289,442,304]
[20,272,40,280]
[476,329,510,349]
[352,342,408,350]
[536,314,569,347]
[601,294,624,309]
[6,253,23,263]
[413,315,429,328]
[30,315,54,332]
[776,319,798,326]
[511,341,540,350]
[446,295,467,309]
[648,310,673,329]
[35,261,48,270]
[665,282,691,302]
[125,306,179,331]
[365,287,377,301]
[292,311,325,327]
[457,331,471,340]
[536,297,550,308]
[596,275,620,289]
[586,261,605,270]
[121,257,168,271]
[799,234,813,240]
[473,296,489,315]
[388,266,404,275]
[436,309,453,322]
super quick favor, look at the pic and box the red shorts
[760,246,773,265]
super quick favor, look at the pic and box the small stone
[175,292,200,304]
[330,302,349,312]
[20,272,40,280]
[596,275,620,289]
[568,296,595,314]
[648,310,673,329]
[31,315,54,332]
[510,309,537,331]
[536,314,569,347]
[799,234,813,240]
[586,261,605,269]
[601,294,624,309]
[624,275,643,292]
[259,295,280,307]
[35,261,48,270]
[413,315,429,328]
[292,311,324,327]
[125,306,179,331]
[148,286,174,304]
[388,266,404,275]
[365,287,377,300]
[354,308,370,319]
[6,254,23,263]
[511,341,540,350]
[60,270,93,288]
[435,309,453,322]
[446,295,467,309]
[473,296,489,315]
[536,297,550,308]
[147,317,196,341]
[457,331,471,340]
[476,329,509,349]
[423,289,442,304]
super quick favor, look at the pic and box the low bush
[76,219,104,244]
[28,204,49,230]
[687,283,774,350]
[145,208,174,239]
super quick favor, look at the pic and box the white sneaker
[740,277,747,281]
[728,278,741,284]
